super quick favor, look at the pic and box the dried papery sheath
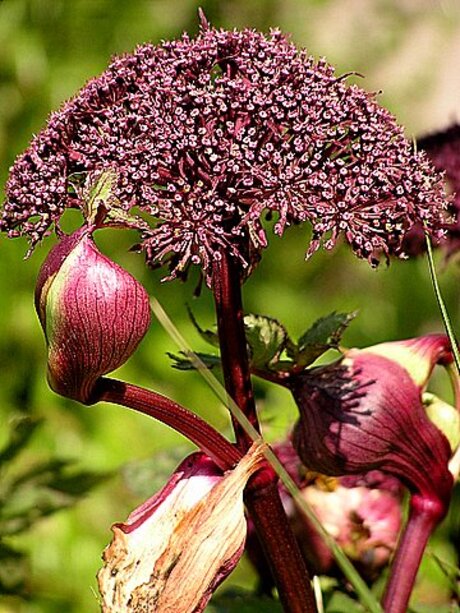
[1,18,448,281]
[291,335,455,519]
[97,442,265,613]
[35,228,151,403]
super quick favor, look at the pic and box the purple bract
[419,124,460,256]
[291,335,455,520]
[1,18,448,280]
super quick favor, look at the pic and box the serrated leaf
[0,416,41,465]
[105,208,150,232]
[243,314,289,369]
[187,306,220,347]
[168,351,221,371]
[294,311,357,367]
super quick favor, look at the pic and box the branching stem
[90,377,241,471]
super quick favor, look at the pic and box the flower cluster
[419,124,460,256]
[1,18,447,280]
[297,472,402,577]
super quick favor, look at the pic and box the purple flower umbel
[2,16,448,281]
[419,124,460,256]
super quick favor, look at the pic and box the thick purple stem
[90,377,241,471]
[212,251,316,613]
[212,252,258,451]
[382,494,444,613]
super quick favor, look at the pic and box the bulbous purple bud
[291,335,455,521]
[35,228,151,403]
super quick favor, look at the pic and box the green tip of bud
[423,392,460,453]
[35,228,151,403]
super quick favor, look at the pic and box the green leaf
[105,207,150,232]
[294,311,357,366]
[168,351,221,371]
[0,494,74,536]
[0,542,28,596]
[243,314,289,369]
[47,470,109,495]
[0,463,108,535]
[0,416,41,466]
[187,306,220,347]
[83,168,119,224]
[10,458,71,488]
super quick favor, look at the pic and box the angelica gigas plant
[2,12,459,613]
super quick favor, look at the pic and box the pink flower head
[2,17,448,282]
[291,335,456,521]
[246,440,403,584]
[298,473,403,576]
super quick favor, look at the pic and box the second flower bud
[35,228,151,403]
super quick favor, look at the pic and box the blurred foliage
[1,0,460,611]
[0,413,108,603]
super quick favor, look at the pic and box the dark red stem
[212,251,316,613]
[382,494,443,613]
[212,252,259,451]
[90,377,241,471]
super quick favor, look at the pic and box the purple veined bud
[97,442,265,612]
[290,335,456,521]
[35,228,151,404]
[354,334,453,388]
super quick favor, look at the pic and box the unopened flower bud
[35,228,151,403]
[291,335,455,520]
[357,334,452,388]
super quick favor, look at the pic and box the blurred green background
[1,0,460,611]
